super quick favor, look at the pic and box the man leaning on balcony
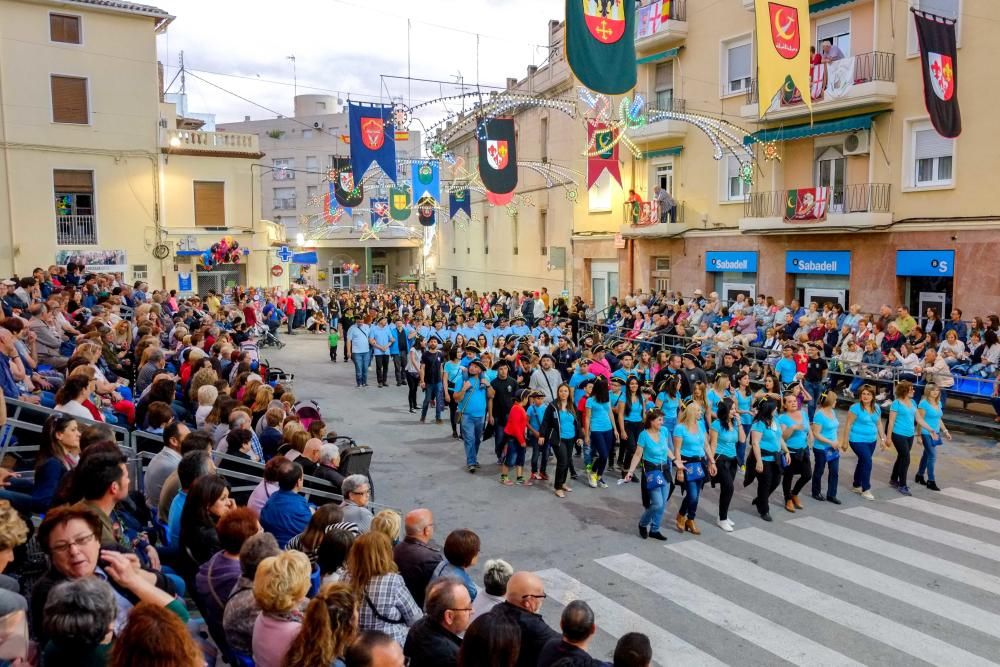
[654,186,676,224]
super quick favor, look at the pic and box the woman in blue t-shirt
[442,348,466,440]
[585,377,620,489]
[539,383,583,498]
[617,377,646,473]
[841,384,888,500]
[654,375,681,436]
[748,398,790,522]
[915,383,952,491]
[672,399,715,535]
[733,372,755,468]
[810,390,843,503]
[777,392,813,513]
[887,380,933,496]
[709,398,744,533]
[624,408,679,540]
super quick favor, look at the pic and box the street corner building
[433,0,999,319]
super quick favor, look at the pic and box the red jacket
[504,403,528,446]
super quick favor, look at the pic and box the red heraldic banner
[587,121,622,189]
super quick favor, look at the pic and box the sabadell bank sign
[705,251,758,273]
[785,251,852,276]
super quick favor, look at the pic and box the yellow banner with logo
[754,0,812,118]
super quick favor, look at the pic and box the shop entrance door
[803,288,847,308]
[918,291,947,326]
[722,282,756,303]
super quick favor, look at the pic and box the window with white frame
[911,121,954,187]
[723,38,752,96]
[273,158,294,180]
[725,156,748,201]
[273,187,296,210]
[588,171,613,212]
[817,16,851,58]
[305,156,319,172]
[908,0,961,56]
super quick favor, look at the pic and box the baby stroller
[294,400,322,430]
[252,322,285,350]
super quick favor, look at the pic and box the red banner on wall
[587,120,622,189]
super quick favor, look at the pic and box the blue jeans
[917,432,939,481]
[590,430,614,477]
[849,441,876,492]
[640,482,670,532]
[804,381,824,420]
[421,381,444,420]
[812,449,840,498]
[678,458,705,520]
[461,414,485,466]
[351,352,371,386]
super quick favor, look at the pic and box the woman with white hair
[470,558,513,621]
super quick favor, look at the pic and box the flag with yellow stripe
[754,0,812,118]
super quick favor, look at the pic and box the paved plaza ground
[270,333,1000,666]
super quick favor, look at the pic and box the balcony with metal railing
[741,52,896,120]
[634,0,687,52]
[628,95,688,142]
[619,200,688,238]
[163,129,263,157]
[56,215,98,245]
[740,183,892,232]
[273,198,297,210]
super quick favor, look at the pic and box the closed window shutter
[51,76,88,124]
[194,182,225,227]
[53,169,93,194]
[728,44,751,82]
[914,129,952,160]
[817,18,850,43]
[50,14,81,43]
[655,61,674,89]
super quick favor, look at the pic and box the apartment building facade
[437,0,998,318]
[0,0,283,293]
[220,97,424,289]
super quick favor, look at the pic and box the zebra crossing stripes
[891,496,1000,535]
[977,480,1000,491]
[535,568,726,667]
[596,553,865,667]
[940,486,1000,511]
[841,506,1000,563]
[668,540,1000,667]
[733,527,1000,642]
[789,516,1000,596]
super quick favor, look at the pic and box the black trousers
[406,372,419,410]
[782,449,813,501]
[619,421,644,468]
[713,455,738,521]
[552,438,573,489]
[375,355,390,385]
[891,433,914,486]
[755,460,782,515]
[392,353,406,384]
[448,395,459,435]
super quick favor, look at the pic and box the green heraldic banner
[566,0,637,95]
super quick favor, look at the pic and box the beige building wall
[0,0,282,291]
[0,0,165,277]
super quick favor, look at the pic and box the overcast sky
[156,0,565,123]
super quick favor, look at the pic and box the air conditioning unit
[132,265,148,280]
[843,130,870,156]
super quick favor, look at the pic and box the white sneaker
[851,486,862,494]
[861,490,875,501]
[717,518,734,532]
[588,473,598,488]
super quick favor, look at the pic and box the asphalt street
[268,333,1000,666]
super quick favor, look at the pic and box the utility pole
[178,50,186,94]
